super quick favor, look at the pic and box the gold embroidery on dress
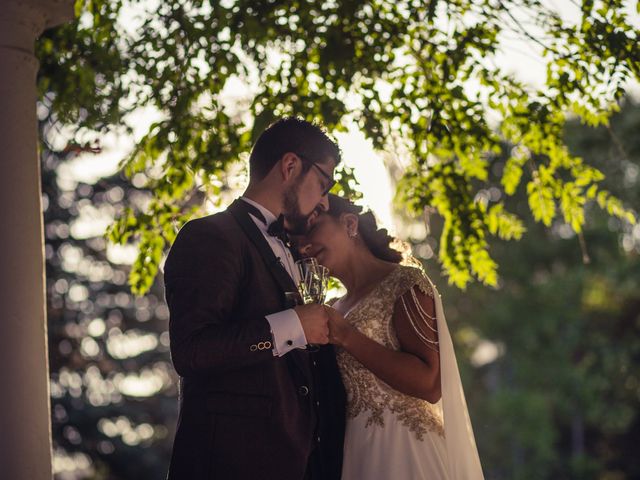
[336,266,445,440]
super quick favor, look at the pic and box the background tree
[40,100,178,479]
[40,94,640,480]
[37,0,639,294]
[37,1,640,478]
[418,98,640,479]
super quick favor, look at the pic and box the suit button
[298,385,309,396]
[286,340,293,346]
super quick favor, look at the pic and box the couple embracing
[163,118,484,479]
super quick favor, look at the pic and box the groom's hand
[325,306,354,348]
[294,304,330,344]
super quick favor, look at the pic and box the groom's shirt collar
[238,195,301,284]
[240,196,278,229]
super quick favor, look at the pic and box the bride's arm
[326,285,441,403]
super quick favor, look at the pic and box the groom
[163,117,346,479]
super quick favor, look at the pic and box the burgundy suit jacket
[164,199,346,479]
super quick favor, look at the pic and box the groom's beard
[283,181,314,235]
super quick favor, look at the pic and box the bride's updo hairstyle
[327,194,403,264]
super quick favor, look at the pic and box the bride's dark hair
[327,194,403,264]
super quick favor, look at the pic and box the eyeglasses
[296,153,336,196]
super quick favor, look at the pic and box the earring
[349,230,359,238]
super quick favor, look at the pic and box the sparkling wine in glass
[295,257,329,305]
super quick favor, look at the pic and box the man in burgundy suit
[164,118,346,479]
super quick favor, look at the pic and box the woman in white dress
[299,195,484,480]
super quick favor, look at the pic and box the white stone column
[0,1,73,479]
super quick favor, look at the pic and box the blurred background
[37,1,640,479]
[43,98,640,479]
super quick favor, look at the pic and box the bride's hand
[324,306,355,348]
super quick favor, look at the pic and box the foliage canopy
[441,99,640,478]
[38,0,639,293]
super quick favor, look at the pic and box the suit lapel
[228,199,302,305]
[228,199,310,379]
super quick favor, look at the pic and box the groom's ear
[279,152,301,182]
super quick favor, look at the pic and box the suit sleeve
[164,219,274,377]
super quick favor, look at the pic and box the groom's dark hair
[249,117,341,181]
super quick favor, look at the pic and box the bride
[299,194,484,480]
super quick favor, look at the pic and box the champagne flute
[295,258,330,351]
[295,258,329,305]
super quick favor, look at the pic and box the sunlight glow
[98,416,161,446]
[470,340,505,368]
[106,328,159,360]
[114,364,173,398]
[106,243,139,265]
[335,126,395,231]
[53,448,94,479]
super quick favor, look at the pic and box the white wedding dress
[336,265,484,480]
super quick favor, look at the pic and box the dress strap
[399,291,439,352]
[393,266,439,351]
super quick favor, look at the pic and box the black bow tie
[241,200,291,246]
[267,214,290,245]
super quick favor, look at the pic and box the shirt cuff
[266,309,308,357]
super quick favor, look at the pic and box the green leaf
[502,154,526,195]
[527,176,556,226]
[37,0,640,293]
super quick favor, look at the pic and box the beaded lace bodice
[336,265,445,440]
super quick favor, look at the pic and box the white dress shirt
[240,197,307,356]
